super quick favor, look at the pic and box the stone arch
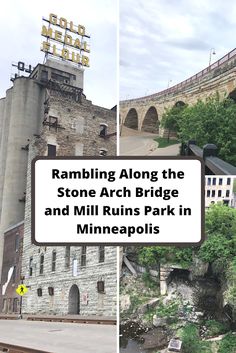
[174,101,186,107]
[141,106,159,133]
[124,108,138,130]
[228,89,236,102]
[68,284,80,314]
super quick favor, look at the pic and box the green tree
[161,95,236,165]
[180,95,236,164]
[199,204,236,267]
[161,105,185,141]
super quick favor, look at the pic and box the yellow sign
[41,13,90,67]
[16,285,28,296]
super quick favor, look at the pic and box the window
[226,190,230,197]
[98,246,105,263]
[52,251,56,272]
[207,178,211,186]
[97,281,105,293]
[212,190,215,197]
[48,287,54,296]
[207,190,210,197]
[12,266,16,283]
[47,144,56,156]
[15,233,20,252]
[227,178,231,185]
[72,259,78,276]
[39,254,44,275]
[29,257,33,276]
[212,178,216,185]
[218,190,222,197]
[65,246,70,269]
[99,123,108,137]
[13,298,18,312]
[81,246,86,267]
[219,178,223,185]
[37,288,42,297]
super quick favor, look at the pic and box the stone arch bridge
[120,48,236,135]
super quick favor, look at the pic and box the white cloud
[120,0,236,100]
[0,0,117,108]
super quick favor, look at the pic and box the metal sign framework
[41,14,91,68]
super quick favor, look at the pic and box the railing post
[186,140,196,155]
[203,144,217,159]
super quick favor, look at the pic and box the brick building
[0,221,24,314]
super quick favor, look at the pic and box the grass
[154,137,179,148]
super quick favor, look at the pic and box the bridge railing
[121,48,236,104]
[182,141,236,175]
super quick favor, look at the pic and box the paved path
[119,128,180,156]
[0,320,116,353]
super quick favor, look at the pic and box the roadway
[0,320,116,353]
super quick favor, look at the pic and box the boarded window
[29,257,33,276]
[98,246,105,263]
[81,246,86,267]
[97,281,105,293]
[52,251,56,272]
[48,287,54,296]
[65,246,70,269]
[47,144,56,156]
[12,266,16,283]
[37,288,42,297]
[15,233,20,252]
[39,254,44,275]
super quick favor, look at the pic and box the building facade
[0,58,117,316]
[0,221,24,314]
[205,176,235,208]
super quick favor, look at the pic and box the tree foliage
[161,95,236,165]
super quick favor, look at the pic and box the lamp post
[167,79,172,89]
[209,48,216,67]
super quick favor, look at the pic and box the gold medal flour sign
[41,14,90,67]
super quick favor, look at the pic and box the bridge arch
[174,101,186,107]
[141,106,159,133]
[228,89,236,102]
[124,108,138,130]
[68,284,80,314]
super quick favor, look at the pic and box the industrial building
[205,176,236,208]
[0,57,117,316]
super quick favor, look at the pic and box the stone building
[0,58,117,316]
[205,176,235,208]
[0,221,24,314]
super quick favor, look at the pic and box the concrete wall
[0,78,45,280]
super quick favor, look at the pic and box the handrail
[121,48,236,104]
[186,143,236,175]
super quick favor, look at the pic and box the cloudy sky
[0,0,117,108]
[120,0,236,100]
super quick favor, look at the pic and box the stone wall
[21,89,117,317]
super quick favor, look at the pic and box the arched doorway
[141,106,159,133]
[124,108,138,130]
[68,284,80,314]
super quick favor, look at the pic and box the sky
[0,0,117,109]
[120,0,236,100]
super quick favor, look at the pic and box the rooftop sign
[41,14,90,67]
